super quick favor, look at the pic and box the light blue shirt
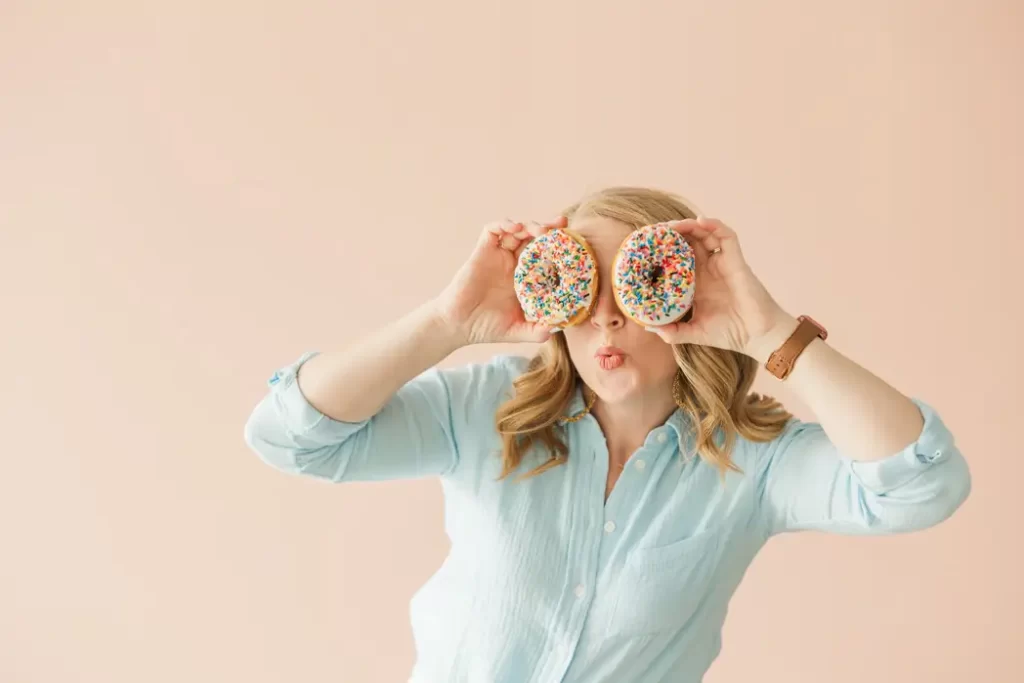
[244,351,971,683]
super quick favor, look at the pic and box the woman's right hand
[435,215,569,346]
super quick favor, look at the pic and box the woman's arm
[649,216,970,535]
[242,300,483,483]
[243,217,561,483]
[743,311,926,463]
[650,216,952,464]
[742,311,971,536]
[294,215,562,425]
[295,300,463,424]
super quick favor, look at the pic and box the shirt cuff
[846,398,956,495]
[267,350,370,439]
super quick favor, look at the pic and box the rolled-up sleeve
[753,398,972,537]
[243,351,516,483]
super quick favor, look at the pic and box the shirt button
[574,584,586,598]
[657,432,668,444]
[634,459,646,471]
[604,520,616,533]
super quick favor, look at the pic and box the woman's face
[562,215,679,404]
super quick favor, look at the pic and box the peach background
[2,1,1021,681]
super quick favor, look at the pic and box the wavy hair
[494,186,792,483]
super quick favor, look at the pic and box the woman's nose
[590,287,625,331]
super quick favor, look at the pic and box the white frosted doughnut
[612,222,696,326]
[513,229,599,327]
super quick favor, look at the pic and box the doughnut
[612,222,696,326]
[513,228,599,328]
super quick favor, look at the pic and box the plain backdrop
[2,1,1021,681]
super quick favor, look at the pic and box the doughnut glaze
[612,222,696,326]
[513,229,599,328]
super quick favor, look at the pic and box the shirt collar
[563,383,695,459]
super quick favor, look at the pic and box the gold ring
[709,247,722,256]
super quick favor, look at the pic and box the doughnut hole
[649,264,665,286]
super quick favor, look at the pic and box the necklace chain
[560,372,685,425]
[559,384,596,424]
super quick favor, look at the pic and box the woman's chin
[587,368,640,402]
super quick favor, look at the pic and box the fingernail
[549,326,563,334]
[644,327,658,333]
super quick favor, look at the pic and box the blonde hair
[494,186,792,482]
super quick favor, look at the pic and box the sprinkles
[612,222,696,326]
[513,229,598,326]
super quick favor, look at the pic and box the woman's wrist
[423,298,472,354]
[741,309,801,364]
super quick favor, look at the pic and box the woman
[244,186,971,683]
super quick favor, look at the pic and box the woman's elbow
[243,403,354,481]
[895,453,972,533]
[938,452,972,522]
[243,406,303,475]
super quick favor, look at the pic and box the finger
[483,219,531,251]
[643,324,673,342]
[485,219,530,239]
[668,216,735,235]
[523,215,567,238]
[693,217,741,258]
[498,232,525,251]
[644,320,700,345]
[696,216,735,237]
[644,321,678,340]
[685,231,713,265]
[671,216,734,244]
[512,218,563,260]
[669,218,745,269]
[664,218,713,239]
[484,218,518,234]
[659,219,715,269]
[665,218,722,254]
[521,220,548,239]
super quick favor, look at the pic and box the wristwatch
[765,315,827,380]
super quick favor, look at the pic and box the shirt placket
[534,419,673,682]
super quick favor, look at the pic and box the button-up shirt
[244,351,971,683]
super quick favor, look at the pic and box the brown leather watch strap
[765,315,827,380]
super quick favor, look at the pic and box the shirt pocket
[602,526,724,638]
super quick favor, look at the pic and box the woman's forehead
[568,215,633,254]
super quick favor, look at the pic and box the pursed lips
[595,345,626,371]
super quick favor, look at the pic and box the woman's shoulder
[492,353,533,374]
[428,353,532,396]
[449,352,532,374]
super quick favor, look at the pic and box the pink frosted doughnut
[513,228,599,327]
[612,222,696,326]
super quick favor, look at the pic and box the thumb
[645,321,701,345]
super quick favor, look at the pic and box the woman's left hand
[646,217,797,361]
